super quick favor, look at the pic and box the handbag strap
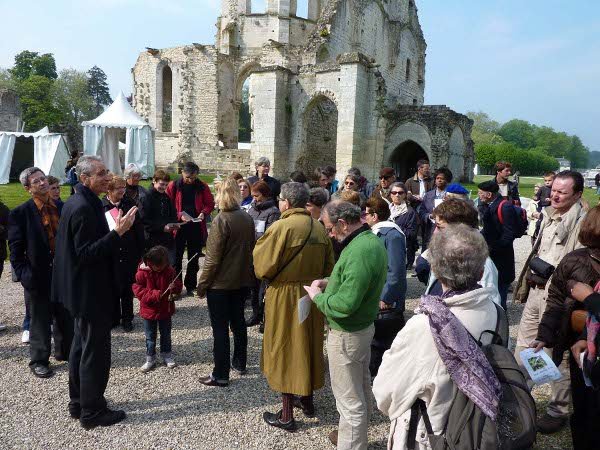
[267,217,313,284]
[407,399,436,450]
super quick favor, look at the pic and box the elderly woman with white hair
[373,224,500,449]
[123,163,148,211]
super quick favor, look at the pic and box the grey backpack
[408,303,537,450]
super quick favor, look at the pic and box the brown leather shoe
[328,430,338,446]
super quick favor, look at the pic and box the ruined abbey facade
[132,0,474,182]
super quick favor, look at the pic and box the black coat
[8,199,62,292]
[0,200,9,262]
[141,187,178,249]
[490,176,521,205]
[102,195,145,280]
[51,185,121,320]
[480,196,518,284]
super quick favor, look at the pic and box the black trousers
[249,278,267,321]
[27,289,73,366]
[570,352,600,449]
[406,237,418,268]
[69,315,112,421]
[369,310,405,378]
[175,222,203,291]
[206,289,248,382]
[112,271,135,324]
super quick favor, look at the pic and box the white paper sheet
[255,220,266,234]
[519,348,562,385]
[105,211,116,231]
[298,295,312,324]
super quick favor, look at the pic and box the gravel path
[0,236,571,449]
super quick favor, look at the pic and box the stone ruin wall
[0,89,22,132]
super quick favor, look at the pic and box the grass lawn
[464,175,599,207]
[0,175,215,210]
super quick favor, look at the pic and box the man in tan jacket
[514,170,586,434]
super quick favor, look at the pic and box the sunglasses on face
[390,191,405,196]
[345,181,356,186]
[380,175,392,180]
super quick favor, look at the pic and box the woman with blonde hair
[197,177,256,386]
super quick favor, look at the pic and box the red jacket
[133,263,183,320]
[166,178,215,241]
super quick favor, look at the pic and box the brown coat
[537,248,600,363]
[197,208,255,297]
[253,208,335,396]
[405,173,433,207]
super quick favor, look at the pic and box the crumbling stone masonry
[0,89,22,132]
[132,0,474,181]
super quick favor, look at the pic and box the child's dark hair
[144,246,169,267]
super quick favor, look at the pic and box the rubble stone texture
[132,0,474,182]
[0,89,22,132]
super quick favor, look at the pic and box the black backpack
[408,303,537,450]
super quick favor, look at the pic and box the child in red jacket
[133,246,182,373]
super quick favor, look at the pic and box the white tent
[82,92,154,177]
[0,127,70,184]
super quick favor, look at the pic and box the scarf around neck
[417,292,501,421]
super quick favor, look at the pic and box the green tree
[238,81,251,142]
[54,69,95,152]
[10,50,39,80]
[567,135,589,169]
[0,68,17,90]
[589,151,600,168]
[467,111,504,148]
[474,143,497,174]
[87,66,112,116]
[32,54,58,79]
[19,75,62,131]
[498,119,537,149]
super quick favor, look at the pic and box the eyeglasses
[365,211,375,216]
[30,176,47,185]
[380,175,393,180]
[390,191,405,196]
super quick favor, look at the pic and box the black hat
[477,180,499,193]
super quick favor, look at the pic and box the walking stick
[163,252,201,298]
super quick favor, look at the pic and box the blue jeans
[143,318,172,356]
[23,291,31,331]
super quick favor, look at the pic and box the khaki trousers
[514,287,571,418]
[327,325,374,450]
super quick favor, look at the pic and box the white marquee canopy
[0,127,70,184]
[82,92,154,177]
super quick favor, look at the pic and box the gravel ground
[0,235,573,449]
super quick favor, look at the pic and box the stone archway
[297,95,338,174]
[161,66,173,132]
[389,140,429,183]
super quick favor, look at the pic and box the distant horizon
[1,0,598,151]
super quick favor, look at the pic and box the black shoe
[185,288,196,297]
[199,375,228,387]
[69,403,81,419]
[263,410,297,432]
[293,397,315,418]
[30,364,54,378]
[54,353,68,362]
[80,408,126,430]
[122,321,133,332]
[232,365,247,376]
[258,322,264,334]
[246,316,260,327]
[537,413,568,434]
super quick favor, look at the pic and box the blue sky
[1,0,599,150]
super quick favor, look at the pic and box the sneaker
[164,356,177,369]
[21,330,30,344]
[140,357,156,373]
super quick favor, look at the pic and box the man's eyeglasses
[30,176,47,185]
[390,191,405,196]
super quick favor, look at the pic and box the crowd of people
[1,154,600,450]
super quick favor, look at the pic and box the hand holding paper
[519,348,562,385]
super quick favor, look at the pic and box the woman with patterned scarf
[373,224,500,449]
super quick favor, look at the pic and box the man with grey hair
[254,182,334,431]
[123,163,147,211]
[52,155,138,429]
[248,156,281,200]
[305,200,387,448]
[9,167,71,378]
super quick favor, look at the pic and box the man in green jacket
[305,201,387,449]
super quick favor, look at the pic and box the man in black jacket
[477,180,519,309]
[140,169,179,264]
[491,160,521,205]
[52,155,137,429]
[9,167,72,378]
